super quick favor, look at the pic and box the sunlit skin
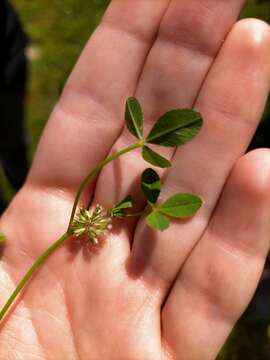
[0,1,270,359]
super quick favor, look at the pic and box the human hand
[0,1,270,359]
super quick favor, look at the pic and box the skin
[0,0,270,359]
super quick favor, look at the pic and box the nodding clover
[71,206,112,244]
[0,96,203,321]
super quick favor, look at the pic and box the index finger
[27,0,171,194]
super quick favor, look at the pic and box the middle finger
[95,0,245,211]
[130,19,270,296]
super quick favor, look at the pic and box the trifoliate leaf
[146,211,170,231]
[141,168,161,204]
[0,234,6,243]
[142,146,171,168]
[146,109,202,147]
[125,97,144,140]
[158,193,202,218]
[111,195,133,217]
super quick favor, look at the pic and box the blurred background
[1,0,270,358]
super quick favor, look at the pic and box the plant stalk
[0,141,144,321]
[126,211,146,217]
[67,142,143,230]
[0,232,69,321]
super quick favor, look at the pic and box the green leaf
[111,195,133,217]
[146,109,202,147]
[125,97,144,140]
[0,234,6,243]
[158,193,202,218]
[146,211,170,231]
[114,195,133,210]
[142,146,171,168]
[141,168,161,204]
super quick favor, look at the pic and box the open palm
[1,1,270,359]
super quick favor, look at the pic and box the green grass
[241,0,270,19]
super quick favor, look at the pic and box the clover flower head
[71,205,112,244]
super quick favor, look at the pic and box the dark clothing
[0,0,29,84]
[0,58,28,190]
[0,0,29,210]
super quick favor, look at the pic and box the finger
[27,0,170,194]
[129,19,270,291]
[162,149,270,360]
[95,0,245,209]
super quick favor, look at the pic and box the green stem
[0,141,144,321]
[0,141,144,320]
[125,211,146,217]
[0,232,69,321]
[126,203,153,218]
[67,142,143,230]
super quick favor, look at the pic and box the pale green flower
[71,205,112,244]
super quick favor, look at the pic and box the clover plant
[0,97,203,321]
